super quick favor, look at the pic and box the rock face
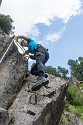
[0,31,69,125]
[8,75,68,125]
[0,31,28,109]
[59,111,83,125]
[0,107,9,125]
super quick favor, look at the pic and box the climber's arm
[16,35,30,41]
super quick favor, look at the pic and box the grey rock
[0,107,9,125]
[0,31,28,109]
[8,75,68,125]
[59,111,83,125]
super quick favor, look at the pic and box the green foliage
[57,66,68,78]
[45,65,69,78]
[45,66,61,77]
[0,14,15,35]
[68,57,83,81]
[66,85,83,106]
[65,85,83,119]
[65,104,83,118]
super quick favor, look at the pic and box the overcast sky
[0,0,83,72]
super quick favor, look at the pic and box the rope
[0,40,13,64]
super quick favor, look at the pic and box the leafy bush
[66,85,83,106]
[0,14,15,35]
[65,85,83,119]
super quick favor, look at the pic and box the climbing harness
[0,35,29,64]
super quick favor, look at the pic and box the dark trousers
[31,46,49,76]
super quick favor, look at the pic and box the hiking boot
[32,75,49,91]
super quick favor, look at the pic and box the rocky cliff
[0,31,69,125]
[8,75,68,125]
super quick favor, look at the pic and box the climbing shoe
[32,75,49,91]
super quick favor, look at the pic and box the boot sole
[32,80,49,91]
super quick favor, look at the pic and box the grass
[67,104,83,119]
[65,83,83,120]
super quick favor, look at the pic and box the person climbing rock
[16,35,49,91]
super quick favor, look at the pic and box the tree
[57,66,68,78]
[45,66,61,77]
[68,57,83,81]
[0,14,15,35]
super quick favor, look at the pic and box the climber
[16,35,49,91]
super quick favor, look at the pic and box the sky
[0,0,83,72]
